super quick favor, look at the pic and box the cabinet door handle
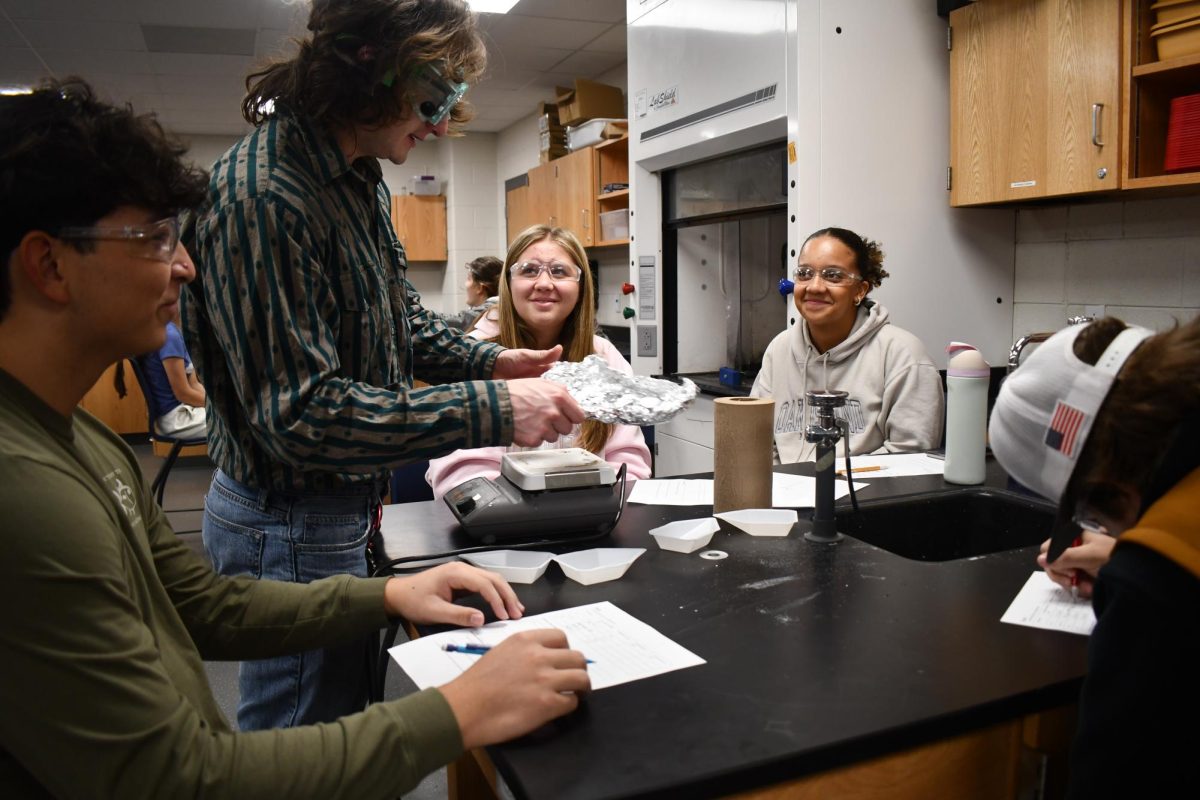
[1091,103,1105,147]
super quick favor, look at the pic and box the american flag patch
[1044,401,1086,457]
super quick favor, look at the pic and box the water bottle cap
[946,342,989,377]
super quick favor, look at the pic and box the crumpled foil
[543,354,698,425]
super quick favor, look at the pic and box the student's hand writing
[383,562,524,627]
[505,378,585,446]
[439,629,591,749]
[492,344,563,379]
[1036,531,1116,599]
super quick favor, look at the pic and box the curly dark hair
[0,78,209,321]
[802,227,890,288]
[243,0,486,135]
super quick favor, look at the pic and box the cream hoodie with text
[750,301,944,464]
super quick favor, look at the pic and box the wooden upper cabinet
[505,183,531,242]
[950,0,1121,206]
[553,147,596,246]
[390,195,448,261]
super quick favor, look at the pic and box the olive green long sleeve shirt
[0,369,462,798]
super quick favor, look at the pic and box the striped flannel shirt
[182,110,512,493]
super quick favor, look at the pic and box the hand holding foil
[542,354,697,425]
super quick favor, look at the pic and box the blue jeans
[202,470,381,730]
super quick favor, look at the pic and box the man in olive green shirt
[0,79,589,799]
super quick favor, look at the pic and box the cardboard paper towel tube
[713,396,774,513]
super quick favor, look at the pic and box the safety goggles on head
[56,216,181,263]
[401,61,468,126]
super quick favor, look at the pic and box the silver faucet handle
[804,389,848,443]
[1067,315,1093,325]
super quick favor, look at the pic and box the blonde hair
[495,224,612,453]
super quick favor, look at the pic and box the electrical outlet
[637,325,657,357]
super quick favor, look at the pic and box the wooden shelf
[597,188,630,202]
[1132,52,1200,78]
[594,134,629,152]
[593,238,629,248]
[1124,0,1200,186]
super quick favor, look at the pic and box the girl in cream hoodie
[750,227,943,463]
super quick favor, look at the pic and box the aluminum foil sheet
[543,354,697,425]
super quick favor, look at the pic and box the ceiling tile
[2,0,140,22]
[0,46,43,72]
[551,50,625,78]
[88,72,162,96]
[583,25,627,54]
[508,0,627,24]
[0,24,22,48]
[256,28,300,59]
[132,0,253,29]
[148,52,255,77]
[486,46,575,73]
[482,15,611,52]
[12,19,145,51]
[256,0,310,31]
[142,25,257,57]
[40,48,153,75]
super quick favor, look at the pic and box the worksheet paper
[1001,571,1097,636]
[627,474,862,508]
[388,601,705,691]
[837,452,947,478]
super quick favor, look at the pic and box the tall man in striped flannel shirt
[184,0,586,731]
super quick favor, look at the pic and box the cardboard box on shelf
[539,132,568,152]
[538,147,567,165]
[554,79,625,127]
[535,101,563,134]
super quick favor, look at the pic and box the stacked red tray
[1164,92,1200,173]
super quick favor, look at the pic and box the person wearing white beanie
[989,315,1200,798]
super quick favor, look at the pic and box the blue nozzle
[778,278,794,297]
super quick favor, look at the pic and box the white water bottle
[943,342,990,485]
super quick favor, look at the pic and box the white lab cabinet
[627,0,1016,383]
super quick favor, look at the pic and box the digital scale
[443,448,628,543]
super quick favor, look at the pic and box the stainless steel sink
[834,488,1055,562]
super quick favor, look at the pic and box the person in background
[989,315,1200,798]
[426,225,652,498]
[750,226,943,463]
[138,316,206,439]
[0,77,589,800]
[442,255,501,330]
[184,0,584,732]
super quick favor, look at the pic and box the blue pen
[443,643,594,663]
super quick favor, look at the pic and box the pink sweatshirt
[426,312,652,499]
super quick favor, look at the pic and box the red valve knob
[621,282,635,295]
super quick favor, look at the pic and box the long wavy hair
[495,224,611,454]
[242,0,486,135]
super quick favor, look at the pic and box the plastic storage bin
[567,118,625,151]
[598,208,629,241]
